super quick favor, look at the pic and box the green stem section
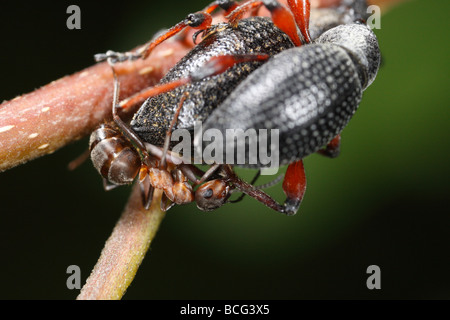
[77,183,165,300]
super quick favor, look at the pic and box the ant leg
[221,165,288,213]
[67,148,90,171]
[145,91,193,211]
[179,163,223,186]
[229,169,261,203]
[119,53,269,110]
[197,164,222,185]
[228,170,284,203]
[227,0,303,46]
[317,134,341,158]
[177,164,207,183]
[160,193,175,212]
[108,66,156,208]
[160,92,190,170]
[254,172,284,189]
[222,161,306,215]
[109,66,151,161]
[139,171,155,210]
[103,178,120,191]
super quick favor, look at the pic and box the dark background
[0,0,449,299]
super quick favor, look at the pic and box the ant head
[195,179,231,211]
[89,123,142,185]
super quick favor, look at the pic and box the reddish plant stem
[0,40,190,172]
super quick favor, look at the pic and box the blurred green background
[0,0,449,299]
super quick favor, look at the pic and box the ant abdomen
[89,123,141,185]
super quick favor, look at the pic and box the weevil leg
[227,0,302,46]
[281,160,307,215]
[203,0,239,15]
[138,12,214,60]
[95,11,214,63]
[119,78,190,111]
[286,0,312,43]
[190,53,270,80]
[226,0,263,24]
[186,1,240,44]
[119,53,270,110]
[138,1,241,56]
[96,2,241,63]
[317,134,341,158]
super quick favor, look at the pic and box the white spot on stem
[0,125,15,133]
[28,133,39,139]
[159,49,174,57]
[38,143,49,150]
[139,66,154,75]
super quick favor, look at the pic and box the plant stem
[77,182,165,300]
[0,41,190,172]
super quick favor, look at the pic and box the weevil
[91,0,380,215]
[195,0,380,214]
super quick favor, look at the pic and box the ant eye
[195,180,231,212]
[203,188,214,199]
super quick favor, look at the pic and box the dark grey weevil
[196,20,380,168]
[90,0,381,215]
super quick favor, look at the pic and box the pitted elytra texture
[316,23,381,88]
[197,23,380,167]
